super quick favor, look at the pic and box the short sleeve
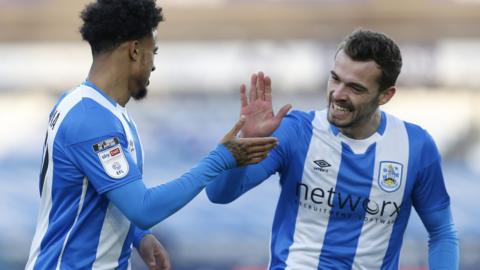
[60,98,142,194]
[66,134,142,194]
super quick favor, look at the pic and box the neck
[87,54,130,107]
[338,110,381,139]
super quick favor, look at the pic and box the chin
[132,88,148,101]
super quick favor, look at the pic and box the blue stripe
[318,142,376,269]
[377,111,387,135]
[269,111,315,270]
[59,186,109,269]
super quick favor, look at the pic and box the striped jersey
[26,81,145,270]
[262,110,450,270]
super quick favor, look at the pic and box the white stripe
[56,178,89,270]
[351,114,409,270]
[25,88,84,270]
[92,203,131,270]
[130,117,144,165]
[285,111,342,270]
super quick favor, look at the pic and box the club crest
[378,161,403,192]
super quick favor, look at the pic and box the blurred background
[0,0,479,269]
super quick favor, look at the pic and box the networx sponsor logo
[295,182,401,224]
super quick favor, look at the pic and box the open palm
[240,72,292,138]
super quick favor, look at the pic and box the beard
[327,92,380,129]
[132,87,147,100]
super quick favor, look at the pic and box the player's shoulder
[390,114,432,143]
[387,113,439,159]
[57,85,125,145]
[285,109,316,124]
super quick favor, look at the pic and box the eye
[350,85,367,93]
[330,74,339,82]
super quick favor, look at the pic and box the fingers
[264,75,272,102]
[275,104,292,122]
[245,143,278,155]
[224,137,278,166]
[154,251,171,270]
[236,137,278,146]
[249,73,257,103]
[240,84,248,109]
[257,71,266,101]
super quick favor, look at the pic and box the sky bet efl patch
[93,137,129,179]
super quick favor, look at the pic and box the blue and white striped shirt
[207,109,455,270]
[26,81,146,270]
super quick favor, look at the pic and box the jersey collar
[82,80,117,107]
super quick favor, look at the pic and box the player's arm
[106,143,239,229]
[205,161,272,204]
[418,206,458,270]
[69,117,277,229]
[412,132,459,269]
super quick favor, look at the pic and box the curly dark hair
[80,0,163,55]
[338,29,402,92]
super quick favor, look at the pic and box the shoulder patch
[93,137,120,152]
[93,138,129,179]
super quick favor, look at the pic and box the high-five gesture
[240,71,292,137]
[220,116,278,166]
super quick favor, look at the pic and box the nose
[151,65,156,72]
[330,83,348,101]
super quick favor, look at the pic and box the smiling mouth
[331,102,352,113]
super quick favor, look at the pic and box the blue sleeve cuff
[216,143,237,168]
[419,206,459,269]
[133,227,151,249]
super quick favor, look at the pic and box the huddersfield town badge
[378,161,403,192]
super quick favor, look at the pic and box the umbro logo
[313,159,331,172]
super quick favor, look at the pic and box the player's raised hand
[220,116,278,166]
[239,71,292,138]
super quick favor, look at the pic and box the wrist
[215,143,237,168]
[133,229,152,249]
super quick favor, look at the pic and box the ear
[378,86,396,106]
[128,40,140,61]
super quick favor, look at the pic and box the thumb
[221,116,245,143]
[228,115,246,137]
[275,104,292,122]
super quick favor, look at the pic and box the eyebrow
[330,70,368,92]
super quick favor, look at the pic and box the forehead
[333,50,381,88]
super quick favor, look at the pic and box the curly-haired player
[25,1,279,269]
